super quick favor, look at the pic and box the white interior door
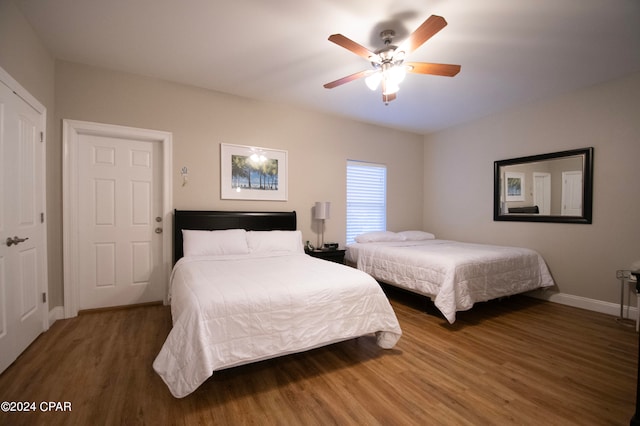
[0,72,48,374]
[63,120,172,316]
[78,135,164,310]
[562,171,583,216]
[533,172,551,215]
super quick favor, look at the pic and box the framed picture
[220,143,288,201]
[504,171,525,201]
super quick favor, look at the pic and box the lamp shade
[314,201,330,220]
[365,72,382,91]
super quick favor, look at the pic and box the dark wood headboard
[508,206,540,214]
[173,210,297,264]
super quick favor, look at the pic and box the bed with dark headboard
[173,209,297,263]
[155,209,401,398]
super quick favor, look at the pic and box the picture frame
[220,143,288,201]
[504,171,525,202]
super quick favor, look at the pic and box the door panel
[533,172,551,215]
[77,134,164,310]
[0,78,46,374]
[562,171,583,216]
[0,258,6,340]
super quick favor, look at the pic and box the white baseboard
[46,292,636,329]
[527,289,637,320]
[48,306,64,327]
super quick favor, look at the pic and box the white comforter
[153,252,402,398]
[346,240,555,324]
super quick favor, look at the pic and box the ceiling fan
[324,15,461,104]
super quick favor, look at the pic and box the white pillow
[247,230,304,254]
[397,230,436,241]
[182,229,249,256]
[355,231,405,243]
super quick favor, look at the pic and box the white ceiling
[16,0,640,134]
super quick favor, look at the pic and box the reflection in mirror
[494,148,593,224]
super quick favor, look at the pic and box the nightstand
[305,248,346,264]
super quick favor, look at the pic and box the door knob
[155,228,163,234]
[6,236,29,247]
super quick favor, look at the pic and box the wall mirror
[494,147,593,223]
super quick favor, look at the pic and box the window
[346,160,387,244]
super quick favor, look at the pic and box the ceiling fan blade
[328,34,378,62]
[397,15,447,55]
[405,62,461,77]
[323,70,372,89]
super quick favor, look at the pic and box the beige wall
[423,72,640,305]
[2,0,423,310]
[0,0,59,308]
[5,0,639,312]
[53,60,424,304]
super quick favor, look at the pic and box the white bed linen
[153,252,402,398]
[346,240,554,324]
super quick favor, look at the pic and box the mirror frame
[493,147,594,224]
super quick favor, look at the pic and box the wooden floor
[0,287,637,425]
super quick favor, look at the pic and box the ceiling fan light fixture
[382,79,399,96]
[365,72,382,90]
[388,65,407,85]
[392,49,406,62]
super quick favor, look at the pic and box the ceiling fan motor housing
[372,30,406,68]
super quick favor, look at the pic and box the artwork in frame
[220,143,288,201]
[504,171,525,202]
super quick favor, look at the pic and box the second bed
[346,232,555,323]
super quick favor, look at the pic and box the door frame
[0,66,48,332]
[62,120,173,318]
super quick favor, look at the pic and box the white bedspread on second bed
[153,252,402,398]
[346,240,555,324]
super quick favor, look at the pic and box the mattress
[346,240,555,324]
[153,252,402,398]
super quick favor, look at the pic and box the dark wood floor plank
[0,291,636,425]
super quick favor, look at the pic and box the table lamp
[314,201,330,248]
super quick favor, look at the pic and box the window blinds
[346,160,387,244]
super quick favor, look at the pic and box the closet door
[0,76,47,374]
